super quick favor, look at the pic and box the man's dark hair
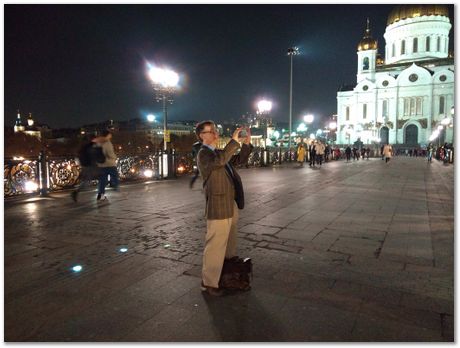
[195,120,215,140]
[101,129,112,137]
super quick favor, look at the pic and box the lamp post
[148,65,179,151]
[257,99,272,147]
[146,114,156,151]
[287,47,299,152]
[256,99,272,166]
[148,65,179,178]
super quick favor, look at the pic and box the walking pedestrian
[296,142,306,167]
[383,143,393,163]
[365,147,370,160]
[315,140,325,166]
[345,146,352,162]
[427,143,433,163]
[380,145,385,160]
[97,129,119,202]
[352,147,359,161]
[309,141,317,167]
[195,121,253,296]
[71,134,103,202]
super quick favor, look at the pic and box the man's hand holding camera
[232,127,251,145]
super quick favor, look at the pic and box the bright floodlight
[310,133,316,140]
[329,122,337,130]
[437,125,444,131]
[148,67,179,88]
[303,114,314,124]
[316,129,323,135]
[147,114,156,122]
[287,47,300,55]
[257,100,272,113]
[273,131,280,139]
[297,123,307,132]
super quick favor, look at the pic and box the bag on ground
[219,256,252,290]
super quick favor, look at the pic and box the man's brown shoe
[201,283,225,297]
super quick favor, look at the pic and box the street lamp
[287,47,300,152]
[257,99,272,148]
[148,64,180,178]
[303,114,314,124]
[147,114,156,123]
[148,65,179,152]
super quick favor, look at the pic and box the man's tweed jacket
[197,139,253,220]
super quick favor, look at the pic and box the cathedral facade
[336,5,454,147]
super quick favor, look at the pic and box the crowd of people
[295,141,374,165]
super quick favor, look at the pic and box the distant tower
[27,112,34,127]
[14,110,25,133]
[357,18,378,83]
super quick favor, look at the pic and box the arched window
[346,107,350,121]
[426,36,430,51]
[404,99,409,115]
[445,38,448,53]
[392,43,395,57]
[363,104,367,119]
[439,96,445,114]
[382,100,388,117]
[437,37,441,51]
[416,97,422,115]
[401,40,406,55]
[363,57,369,70]
[413,38,418,53]
[410,98,415,115]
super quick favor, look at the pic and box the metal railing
[4,147,297,198]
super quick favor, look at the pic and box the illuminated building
[337,5,454,146]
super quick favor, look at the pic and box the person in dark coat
[345,146,352,162]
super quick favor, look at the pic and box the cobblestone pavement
[4,157,454,342]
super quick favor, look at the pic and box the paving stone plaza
[4,157,454,341]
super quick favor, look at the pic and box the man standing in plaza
[97,129,119,201]
[195,121,253,296]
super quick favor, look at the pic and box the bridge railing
[4,147,297,198]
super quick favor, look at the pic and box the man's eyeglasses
[201,130,218,134]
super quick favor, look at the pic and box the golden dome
[358,18,378,51]
[387,5,449,26]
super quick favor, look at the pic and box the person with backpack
[71,134,104,202]
[96,129,119,202]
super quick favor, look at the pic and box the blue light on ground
[72,265,83,272]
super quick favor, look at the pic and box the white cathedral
[336,5,454,147]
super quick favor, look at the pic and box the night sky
[4,4,454,130]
